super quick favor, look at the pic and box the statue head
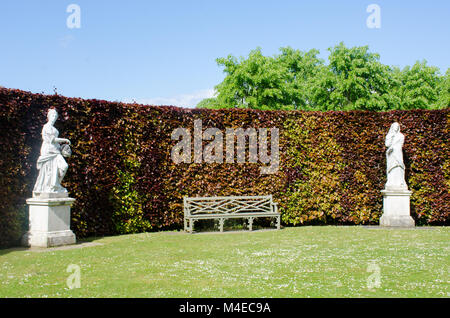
[388,122,400,135]
[47,108,58,125]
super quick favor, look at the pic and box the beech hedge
[0,88,448,246]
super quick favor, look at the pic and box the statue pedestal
[22,196,76,248]
[380,188,415,227]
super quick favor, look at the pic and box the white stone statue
[33,108,71,196]
[24,108,76,247]
[384,122,407,190]
[380,122,414,227]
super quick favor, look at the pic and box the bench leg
[276,216,280,230]
[190,220,195,234]
[184,218,188,232]
[248,217,253,231]
[219,218,224,232]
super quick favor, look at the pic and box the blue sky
[0,0,449,107]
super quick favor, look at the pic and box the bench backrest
[184,195,273,216]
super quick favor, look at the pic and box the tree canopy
[198,42,449,111]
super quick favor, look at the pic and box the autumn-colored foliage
[0,88,448,247]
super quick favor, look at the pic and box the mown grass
[0,226,448,298]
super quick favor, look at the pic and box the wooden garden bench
[183,195,280,233]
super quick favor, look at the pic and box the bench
[183,195,280,233]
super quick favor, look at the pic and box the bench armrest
[271,202,278,213]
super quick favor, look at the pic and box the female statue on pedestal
[384,122,407,190]
[33,108,71,196]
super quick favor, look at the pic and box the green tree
[315,42,398,111]
[274,47,325,110]
[392,60,441,109]
[435,68,450,109]
[196,97,222,109]
[212,47,324,110]
[213,48,286,110]
[198,43,446,111]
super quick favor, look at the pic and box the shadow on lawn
[0,236,105,256]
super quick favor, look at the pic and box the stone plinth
[380,188,415,227]
[22,196,76,247]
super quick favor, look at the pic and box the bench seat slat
[187,213,280,218]
[186,195,272,200]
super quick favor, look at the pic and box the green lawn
[0,226,448,298]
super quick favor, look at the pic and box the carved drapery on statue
[32,108,71,196]
[384,122,407,190]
